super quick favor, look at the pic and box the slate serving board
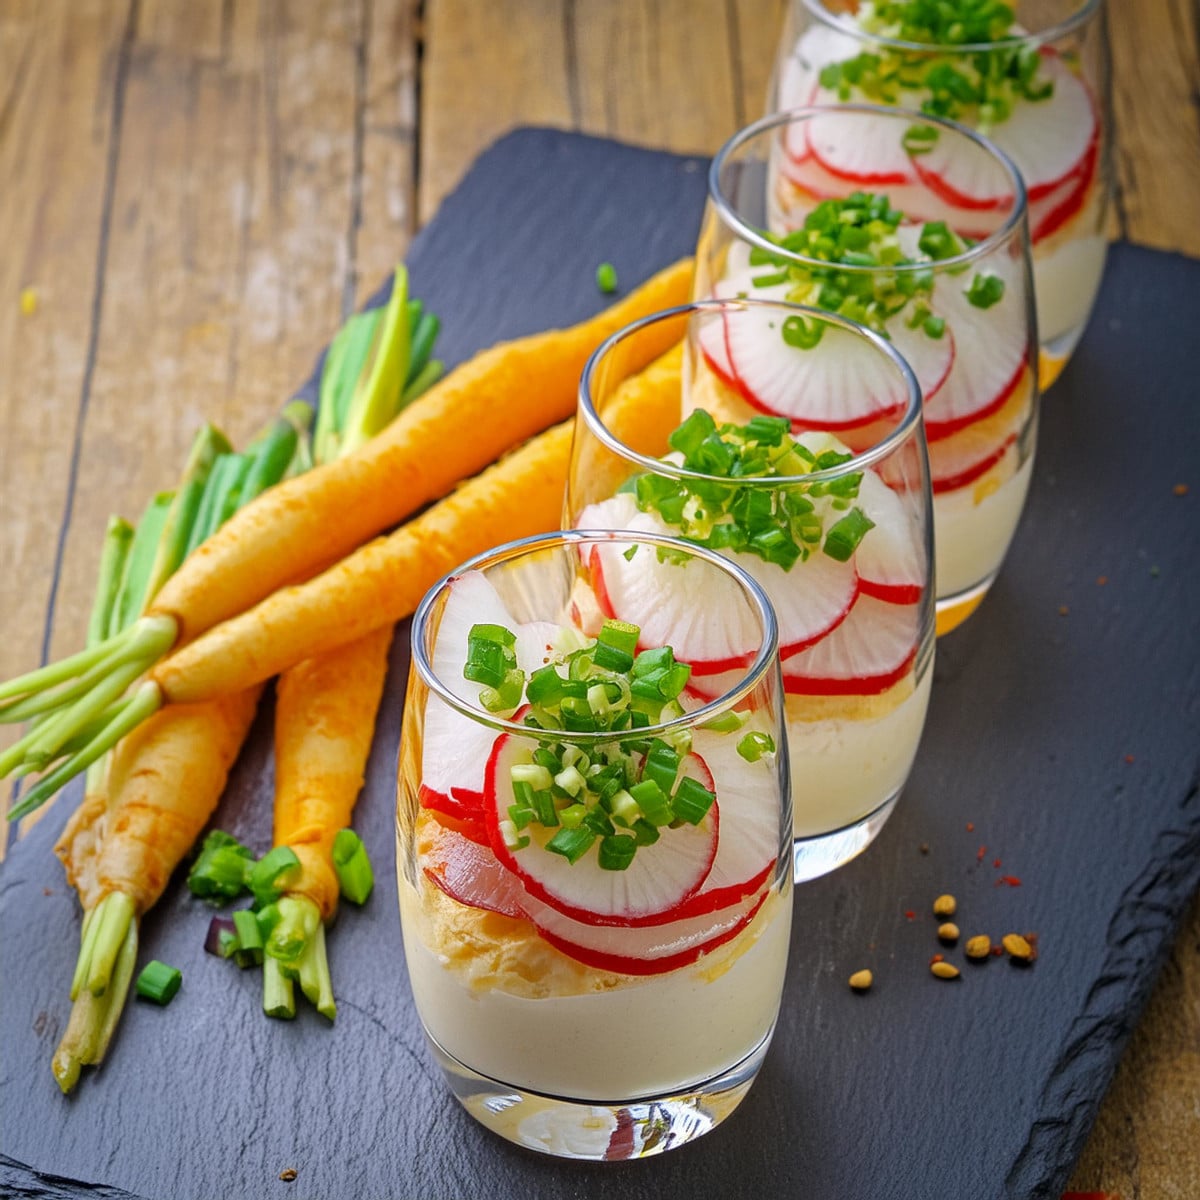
[2,129,1197,1200]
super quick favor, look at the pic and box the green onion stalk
[1,266,441,824]
[255,271,431,1020]
[47,263,440,1084]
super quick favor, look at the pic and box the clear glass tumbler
[700,104,1038,634]
[769,0,1109,389]
[397,530,792,1159]
[567,300,935,882]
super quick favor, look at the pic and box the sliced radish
[586,496,858,667]
[990,51,1099,202]
[484,733,719,926]
[723,293,945,431]
[421,575,566,815]
[524,884,769,976]
[588,507,764,673]
[806,105,916,186]
[1029,134,1098,244]
[925,371,1032,494]
[420,818,529,920]
[667,724,782,916]
[782,594,921,696]
[911,242,1031,441]
[854,470,927,605]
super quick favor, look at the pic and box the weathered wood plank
[44,0,381,683]
[419,0,573,221]
[1106,0,1200,256]
[0,0,132,687]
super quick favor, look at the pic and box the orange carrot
[55,689,262,916]
[272,626,393,923]
[154,421,575,704]
[153,260,692,643]
[152,341,686,705]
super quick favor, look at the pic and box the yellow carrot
[154,421,575,704]
[153,341,686,705]
[273,625,393,924]
[154,259,692,643]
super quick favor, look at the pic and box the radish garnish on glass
[397,531,791,1160]
[769,0,1109,388]
[698,105,1038,634]
[568,300,935,883]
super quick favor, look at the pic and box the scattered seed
[279,1169,298,1183]
[965,935,991,959]
[931,961,960,980]
[919,842,930,855]
[19,286,38,316]
[1003,933,1033,961]
[991,945,1004,957]
[976,845,987,863]
[1058,604,1070,616]
[904,909,916,921]
[938,922,960,943]
[849,969,873,992]
[932,894,956,918]
[1096,575,1108,586]
[965,822,974,832]
[992,857,1002,868]
[1124,754,1135,764]
[1173,483,1189,497]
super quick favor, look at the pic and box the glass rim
[799,0,1102,53]
[578,297,925,485]
[410,528,781,745]
[708,103,1029,275]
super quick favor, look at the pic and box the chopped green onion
[823,508,876,562]
[737,731,777,763]
[187,830,253,902]
[966,273,1006,309]
[546,826,596,864]
[596,262,618,294]
[232,908,265,968]
[248,845,301,906]
[135,960,182,1006]
[598,834,637,871]
[332,828,375,904]
[672,777,716,825]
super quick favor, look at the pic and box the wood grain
[0,0,1196,1190]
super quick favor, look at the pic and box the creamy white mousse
[399,879,791,1102]
[786,669,932,838]
[934,446,1035,598]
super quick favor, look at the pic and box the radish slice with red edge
[782,594,921,696]
[524,885,769,976]
[854,470,927,605]
[805,104,917,187]
[722,287,944,431]
[484,732,719,926]
[420,818,529,920]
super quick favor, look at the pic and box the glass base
[793,787,901,883]
[426,1025,773,1160]
[935,571,997,638]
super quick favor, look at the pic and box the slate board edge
[1004,788,1200,1198]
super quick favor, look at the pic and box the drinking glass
[397,530,792,1159]
[568,300,935,882]
[769,0,1109,388]
[700,104,1038,634]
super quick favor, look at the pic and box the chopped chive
[737,731,776,763]
[232,909,264,968]
[248,845,301,906]
[966,273,1005,309]
[332,828,375,904]
[135,961,182,1006]
[672,777,716,825]
[546,826,595,864]
[823,508,876,562]
[598,833,637,871]
[595,262,618,294]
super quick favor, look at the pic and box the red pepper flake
[930,953,945,965]
[1173,483,1189,496]
[1058,604,1070,616]
[991,945,1004,957]
[976,845,987,864]
[1124,754,1135,764]
[965,822,974,832]
[992,857,1002,868]
[904,909,916,921]
[995,875,1023,888]
[1095,575,1108,586]
[42,887,54,896]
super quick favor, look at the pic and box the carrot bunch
[0,258,692,816]
[21,257,694,1090]
[49,266,443,1088]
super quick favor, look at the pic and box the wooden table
[1,2,1196,1192]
